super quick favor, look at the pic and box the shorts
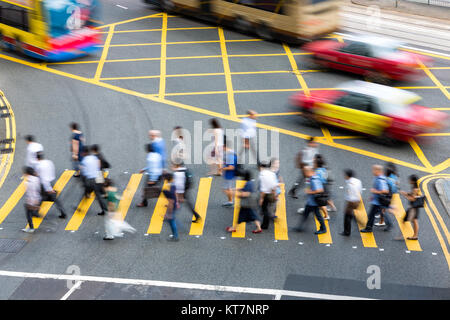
[223,178,234,190]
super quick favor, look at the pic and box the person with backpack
[399,175,423,240]
[90,144,111,198]
[172,161,201,223]
[360,165,391,233]
[340,169,362,236]
[259,161,279,230]
[221,139,237,207]
[376,163,398,227]
[163,173,179,242]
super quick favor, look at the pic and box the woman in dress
[208,118,224,176]
[399,175,422,240]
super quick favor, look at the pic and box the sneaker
[360,228,372,233]
[324,216,330,220]
[22,228,34,233]
[375,222,386,227]
[375,214,380,218]
[97,211,105,216]
[103,236,114,240]
[339,232,350,236]
[221,202,233,207]
[167,235,179,242]
[326,206,337,212]
[314,229,327,235]
[59,214,66,219]
[297,208,305,214]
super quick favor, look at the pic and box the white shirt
[25,175,41,206]
[259,169,278,194]
[173,168,186,194]
[240,118,257,139]
[213,128,224,147]
[345,177,362,202]
[36,159,55,192]
[302,146,318,166]
[81,154,101,179]
[26,142,43,170]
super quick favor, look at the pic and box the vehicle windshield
[377,101,411,116]
[371,44,402,58]
[43,0,99,38]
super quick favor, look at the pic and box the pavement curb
[349,0,450,20]
[435,179,450,217]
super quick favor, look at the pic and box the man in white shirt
[259,161,278,229]
[80,146,107,215]
[36,152,67,219]
[22,166,41,233]
[340,169,363,236]
[25,135,43,171]
[238,110,259,165]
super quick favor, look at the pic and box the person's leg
[382,206,393,231]
[362,205,378,231]
[168,218,179,240]
[343,202,353,235]
[24,206,34,231]
[93,182,107,214]
[296,204,312,230]
[313,206,326,233]
[327,199,337,211]
[412,218,419,239]
[321,206,329,219]
[184,190,200,220]
[253,219,262,231]
[261,196,270,229]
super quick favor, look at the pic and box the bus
[144,0,340,42]
[0,0,101,61]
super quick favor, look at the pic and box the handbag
[314,193,328,207]
[412,195,425,208]
[144,183,161,199]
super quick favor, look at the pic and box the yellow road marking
[0,180,25,225]
[353,199,377,248]
[417,59,450,100]
[117,174,142,220]
[65,172,109,231]
[94,26,115,81]
[147,181,170,234]
[417,133,450,136]
[28,171,74,229]
[189,177,212,236]
[232,180,247,238]
[409,138,432,168]
[237,112,302,117]
[159,13,168,98]
[0,92,16,190]
[432,108,450,110]
[218,28,237,117]
[283,43,310,96]
[402,48,450,61]
[328,136,362,140]
[104,26,218,34]
[106,39,264,47]
[96,13,163,29]
[316,208,332,244]
[274,184,288,240]
[321,127,333,143]
[390,194,422,251]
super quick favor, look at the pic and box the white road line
[61,280,83,300]
[0,270,375,300]
[116,4,128,9]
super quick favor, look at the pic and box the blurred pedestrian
[137,143,163,207]
[149,130,167,170]
[25,135,43,171]
[238,110,258,165]
[314,155,336,219]
[360,165,392,233]
[90,144,110,197]
[79,145,107,216]
[208,118,224,176]
[36,152,67,219]
[339,169,362,236]
[288,136,319,199]
[259,161,278,230]
[221,139,237,207]
[399,175,423,240]
[163,173,179,241]
[172,161,201,223]
[294,165,327,235]
[270,157,282,201]
[22,166,41,233]
[226,170,262,234]
[103,179,136,240]
[70,122,85,177]
[376,163,398,227]
[171,126,187,165]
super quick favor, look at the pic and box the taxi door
[313,94,392,137]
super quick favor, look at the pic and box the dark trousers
[261,194,275,229]
[41,185,66,216]
[238,137,259,165]
[25,205,38,229]
[288,170,305,197]
[184,189,200,220]
[85,178,107,213]
[365,204,383,231]
[343,201,360,235]
[298,205,326,231]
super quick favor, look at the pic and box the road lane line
[237,112,302,117]
[28,171,74,229]
[274,184,288,240]
[390,194,422,251]
[354,199,377,248]
[0,270,375,300]
[96,13,163,29]
[218,27,237,117]
[65,172,108,231]
[117,174,142,220]
[0,180,25,225]
[232,180,247,238]
[60,280,83,300]
[321,127,333,143]
[417,133,450,136]
[416,59,450,100]
[189,177,212,236]
[409,138,432,168]
[94,26,115,81]
[283,43,310,96]
[158,13,168,99]
[146,181,170,234]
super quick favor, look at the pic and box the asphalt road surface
[0,0,449,300]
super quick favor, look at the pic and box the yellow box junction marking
[274,184,288,240]
[232,180,247,238]
[0,180,25,225]
[117,174,142,220]
[0,91,16,190]
[27,170,74,229]
[390,194,422,251]
[159,13,168,99]
[189,177,212,236]
[218,27,237,117]
[65,171,109,231]
[353,198,377,248]
[147,181,170,234]
[283,43,310,96]
[409,138,432,168]
[94,25,115,81]
[417,59,450,100]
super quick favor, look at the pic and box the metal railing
[404,0,450,7]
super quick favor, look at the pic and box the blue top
[315,167,328,184]
[387,173,398,194]
[223,150,237,180]
[80,154,100,179]
[163,184,178,213]
[142,152,163,182]
[151,139,166,169]
[241,180,254,193]
[72,132,84,160]
[306,175,323,206]
[371,175,389,206]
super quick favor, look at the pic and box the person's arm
[72,139,79,160]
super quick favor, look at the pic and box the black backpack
[184,168,193,190]
[378,177,393,207]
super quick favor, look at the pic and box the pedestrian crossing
[0,171,425,250]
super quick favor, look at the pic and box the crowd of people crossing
[20,114,426,243]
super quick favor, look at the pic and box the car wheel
[255,22,273,41]
[234,16,253,35]
[371,132,397,146]
[365,71,390,85]
[298,108,319,127]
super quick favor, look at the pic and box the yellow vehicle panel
[314,102,392,136]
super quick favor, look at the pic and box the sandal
[252,229,262,234]
[226,227,236,233]
[407,237,418,240]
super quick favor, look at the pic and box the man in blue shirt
[222,139,237,207]
[149,130,166,170]
[294,166,327,235]
[138,143,163,207]
[361,164,391,232]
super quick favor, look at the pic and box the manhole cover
[0,239,27,253]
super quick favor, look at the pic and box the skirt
[238,207,259,224]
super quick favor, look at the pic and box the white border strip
[0,270,375,300]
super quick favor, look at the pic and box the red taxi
[291,81,448,142]
[303,36,431,82]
